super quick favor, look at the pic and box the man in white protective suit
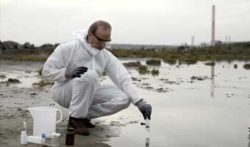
[42,20,152,136]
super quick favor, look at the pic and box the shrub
[151,69,159,76]
[137,65,149,74]
[243,63,250,69]
[146,59,161,66]
[123,61,141,67]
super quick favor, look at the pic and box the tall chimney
[191,36,195,46]
[211,5,215,46]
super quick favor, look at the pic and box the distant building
[215,40,222,46]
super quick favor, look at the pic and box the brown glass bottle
[65,128,75,145]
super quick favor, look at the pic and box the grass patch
[32,80,54,87]
[243,63,250,70]
[163,58,177,65]
[0,74,6,79]
[1,42,250,62]
[1,78,21,84]
[137,65,150,74]
[123,61,142,67]
[146,59,161,66]
[151,68,159,76]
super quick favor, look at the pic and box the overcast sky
[0,0,250,46]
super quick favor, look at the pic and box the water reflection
[145,121,150,147]
[210,65,215,98]
[248,127,250,147]
[145,137,150,147]
[90,142,111,147]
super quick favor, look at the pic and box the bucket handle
[56,108,63,124]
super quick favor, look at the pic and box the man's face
[88,26,111,50]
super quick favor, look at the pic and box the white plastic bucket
[27,107,63,138]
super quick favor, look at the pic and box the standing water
[0,60,249,147]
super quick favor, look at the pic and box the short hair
[88,20,112,34]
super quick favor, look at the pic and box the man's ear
[86,32,93,41]
[88,31,94,37]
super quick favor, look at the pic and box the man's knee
[120,95,131,109]
[73,70,98,85]
[52,85,72,108]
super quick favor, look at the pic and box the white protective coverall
[42,30,141,119]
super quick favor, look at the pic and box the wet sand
[0,60,250,147]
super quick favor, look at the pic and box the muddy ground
[0,60,250,147]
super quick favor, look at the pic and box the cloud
[0,0,250,45]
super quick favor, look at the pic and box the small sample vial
[65,128,75,145]
[23,121,27,131]
[41,133,46,144]
[20,121,27,145]
[145,137,150,147]
[51,132,60,147]
[145,118,150,133]
[20,131,27,144]
[145,118,150,128]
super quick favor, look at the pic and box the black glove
[135,99,152,120]
[65,66,88,79]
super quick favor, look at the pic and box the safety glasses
[93,33,111,42]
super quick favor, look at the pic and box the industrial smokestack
[191,36,195,46]
[211,5,215,46]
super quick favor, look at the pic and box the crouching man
[42,20,152,136]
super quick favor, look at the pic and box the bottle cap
[52,132,61,137]
[41,133,46,139]
[68,127,75,132]
[23,121,27,131]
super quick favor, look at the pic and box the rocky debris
[16,107,22,111]
[110,121,124,127]
[109,120,138,128]
[49,103,56,106]
[30,92,38,96]
[191,76,210,81]
[7,78,21,83]
[155,88,169,92]
[205,62,215,66]
[226,93,235,98]
[132,77,141,81]
[159,78,179,85]
[128,120,138,124]
[32,80,54,87]
[142,83,150,86]
[234,64,238,69]
[144,86,154,90]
